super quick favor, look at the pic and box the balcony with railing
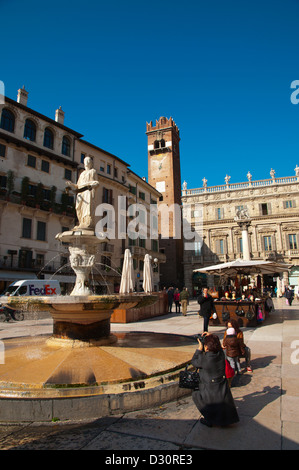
[182,174,299,197]
[0,255,73,274]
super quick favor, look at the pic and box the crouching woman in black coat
[191,333,239,427]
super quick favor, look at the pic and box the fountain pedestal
[55,229,105,296]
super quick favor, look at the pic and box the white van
[2,280,61,297]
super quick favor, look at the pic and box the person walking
[179,287,189,316]
[174,288,181,313]
[191,333,239,427]
[285,287,294,306]
[197,287,216,332]
[167,287,174,313]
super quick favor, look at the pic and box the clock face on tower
[151,154,167,171]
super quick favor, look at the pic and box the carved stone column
[236,220,251,260]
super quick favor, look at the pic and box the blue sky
[1,0,299,188]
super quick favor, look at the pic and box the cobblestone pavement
[0,298,298,450]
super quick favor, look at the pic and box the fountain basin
[1,294,158,346]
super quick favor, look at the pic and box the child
[223,327,245,375]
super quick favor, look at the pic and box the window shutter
[267,203,272,215]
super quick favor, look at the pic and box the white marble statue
[66,156,99,230]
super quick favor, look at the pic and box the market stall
[194,258,290,327]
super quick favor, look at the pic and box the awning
[0,271,37,281]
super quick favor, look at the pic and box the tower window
[154,139,165,149]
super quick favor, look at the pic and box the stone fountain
[0,157,196,421]
[4,157,156,346]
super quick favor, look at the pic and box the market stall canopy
[193,258,291,276]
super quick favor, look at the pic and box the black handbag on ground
[179,365,200,390]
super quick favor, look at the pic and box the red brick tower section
[146,117,184,288]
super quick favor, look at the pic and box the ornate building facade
[182,169,299,294]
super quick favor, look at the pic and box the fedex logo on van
[29,284,57,295]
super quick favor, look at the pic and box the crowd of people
[164,286,190,316]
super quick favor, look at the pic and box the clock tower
[146,117,184,288]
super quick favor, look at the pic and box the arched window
[43,127,54,149]
[0,108,15,133]
[62,136,71,156]
[154,139,165,149]
[24,119,36,141]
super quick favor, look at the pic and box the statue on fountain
[66,156,99,231]
[56,156,105,296]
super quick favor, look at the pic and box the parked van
[2,280,61,297]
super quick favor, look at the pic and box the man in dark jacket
[198,288,216,332]
[285,287,294,306]
[167,287,174,312]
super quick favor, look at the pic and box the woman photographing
[191,333,239,427]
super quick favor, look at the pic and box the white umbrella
[119,249,135,293]
[143,254,153,293]
[193,258,290,276]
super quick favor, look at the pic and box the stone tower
[146,117,184,288]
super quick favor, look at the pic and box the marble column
[236,220,251,260]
